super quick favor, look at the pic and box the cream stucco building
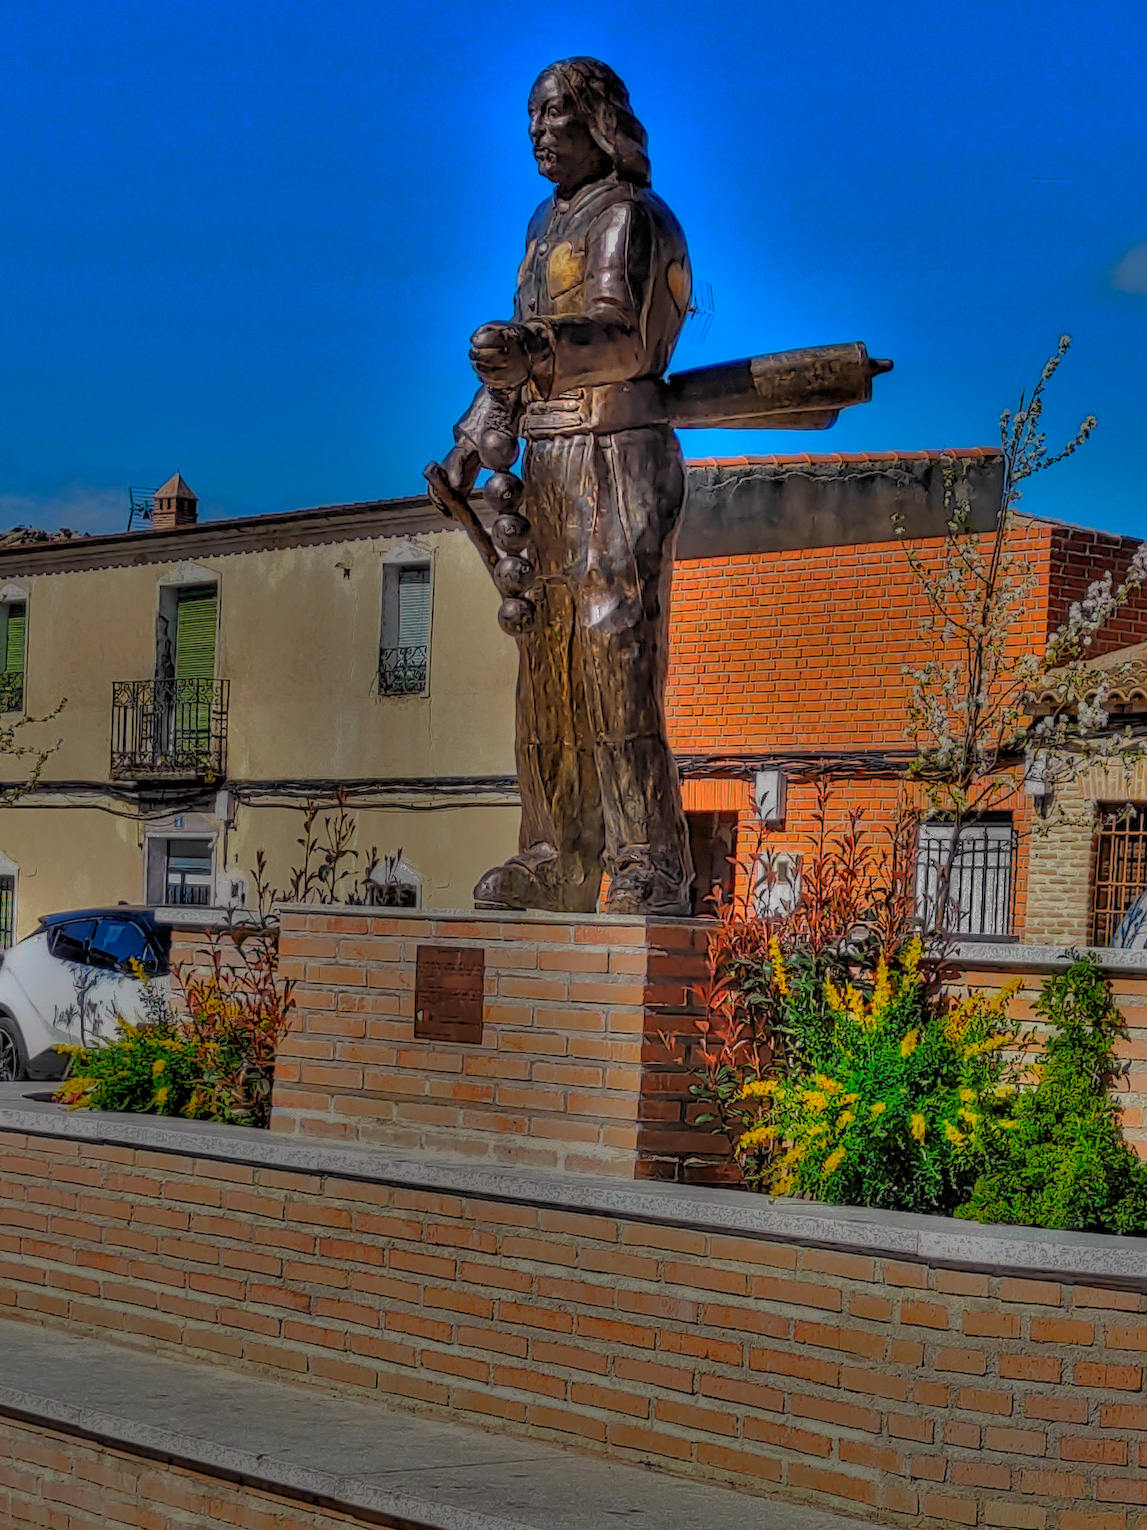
[0,477,521,939]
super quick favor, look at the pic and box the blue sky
[2,0,1145,536]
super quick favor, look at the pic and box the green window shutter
[174,587,217,680]
[397,567,430,650]
[5,603,26,676]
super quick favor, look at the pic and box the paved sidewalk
[0,1319,888,1530]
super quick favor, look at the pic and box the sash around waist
[522,378,669,438]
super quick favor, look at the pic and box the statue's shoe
[604,851,692,918]
[473,850,598,914]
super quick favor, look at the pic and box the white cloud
[0,485,127,536]
[1113,240,1147,295]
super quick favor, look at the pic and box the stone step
[0,1318,884,1530]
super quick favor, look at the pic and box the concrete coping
[178,906,1147,973]
[2,1085,1145,1288]
[0,1320,878,1530]
[949,940,1147,974]
[164,904,1147,976]
[274,902,705,929]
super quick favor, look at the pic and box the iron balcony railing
[0,670,23,714]
[379,644,428,696]
[110,678,229,780]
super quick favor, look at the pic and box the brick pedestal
[270,906,726,1180]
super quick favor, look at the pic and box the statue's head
[528,58,651,196]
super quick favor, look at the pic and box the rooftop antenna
[682,278,715,346]
[126,487,156,531]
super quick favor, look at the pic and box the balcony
[110,679,229,780]
[0,671,23,714]
[379,645,428,697]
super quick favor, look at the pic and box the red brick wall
[665,524,1053,755]
[0,1416,363,1530]
[2,1129,1146,1529]
[664,525,1052,943]
[666,517,1147,762]
[1047,526,1147,656]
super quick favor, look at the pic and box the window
[1092,804,1147,946]
[379,563,431,695]
[0,601,26,713]
[172,585,218,681]
[0,874,15,948]
[914,819,1017,940]
[146,837,215,907]
[687,811,739,914]
[47,918,99,964]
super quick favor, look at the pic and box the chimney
[151,472,198,530]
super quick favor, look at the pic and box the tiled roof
[686,448,1002,469]
[1032,640,1147,709]
[154,472,198,501]
[0,525,90,547]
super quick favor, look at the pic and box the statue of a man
[440,57,694,917]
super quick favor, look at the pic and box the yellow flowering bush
[726,945,1025,1212]
[693,792,1029,1211]
[55,1006,205,1117]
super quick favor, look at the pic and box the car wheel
[0,1015,28,1082]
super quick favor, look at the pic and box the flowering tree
[900,337,1147,934]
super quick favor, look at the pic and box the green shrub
[718,939,1026,1214]
[55,974,204,1117]
[958,957,1147,1234]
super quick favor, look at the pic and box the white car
[0,907,171,1082]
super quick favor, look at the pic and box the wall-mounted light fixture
[754,768,787,826]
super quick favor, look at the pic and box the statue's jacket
[455,172,692,447]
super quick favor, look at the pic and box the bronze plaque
[414,945,485,1044]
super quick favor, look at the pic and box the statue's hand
[441,441,480,497]
[470,322,531,388]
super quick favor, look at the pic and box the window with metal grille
[379,563,431,696]
[1091,804,1147,946]
[914,819,1018,939]
[0,874,15,948]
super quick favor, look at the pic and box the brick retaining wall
[3,1122,1147,1528]
[0,1416,364,1530]
[268,909,1147,1181]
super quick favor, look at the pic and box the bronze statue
[426,57,890,918]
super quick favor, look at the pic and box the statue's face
[528,72,609,196]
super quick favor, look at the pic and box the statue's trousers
[513,424,692,909]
